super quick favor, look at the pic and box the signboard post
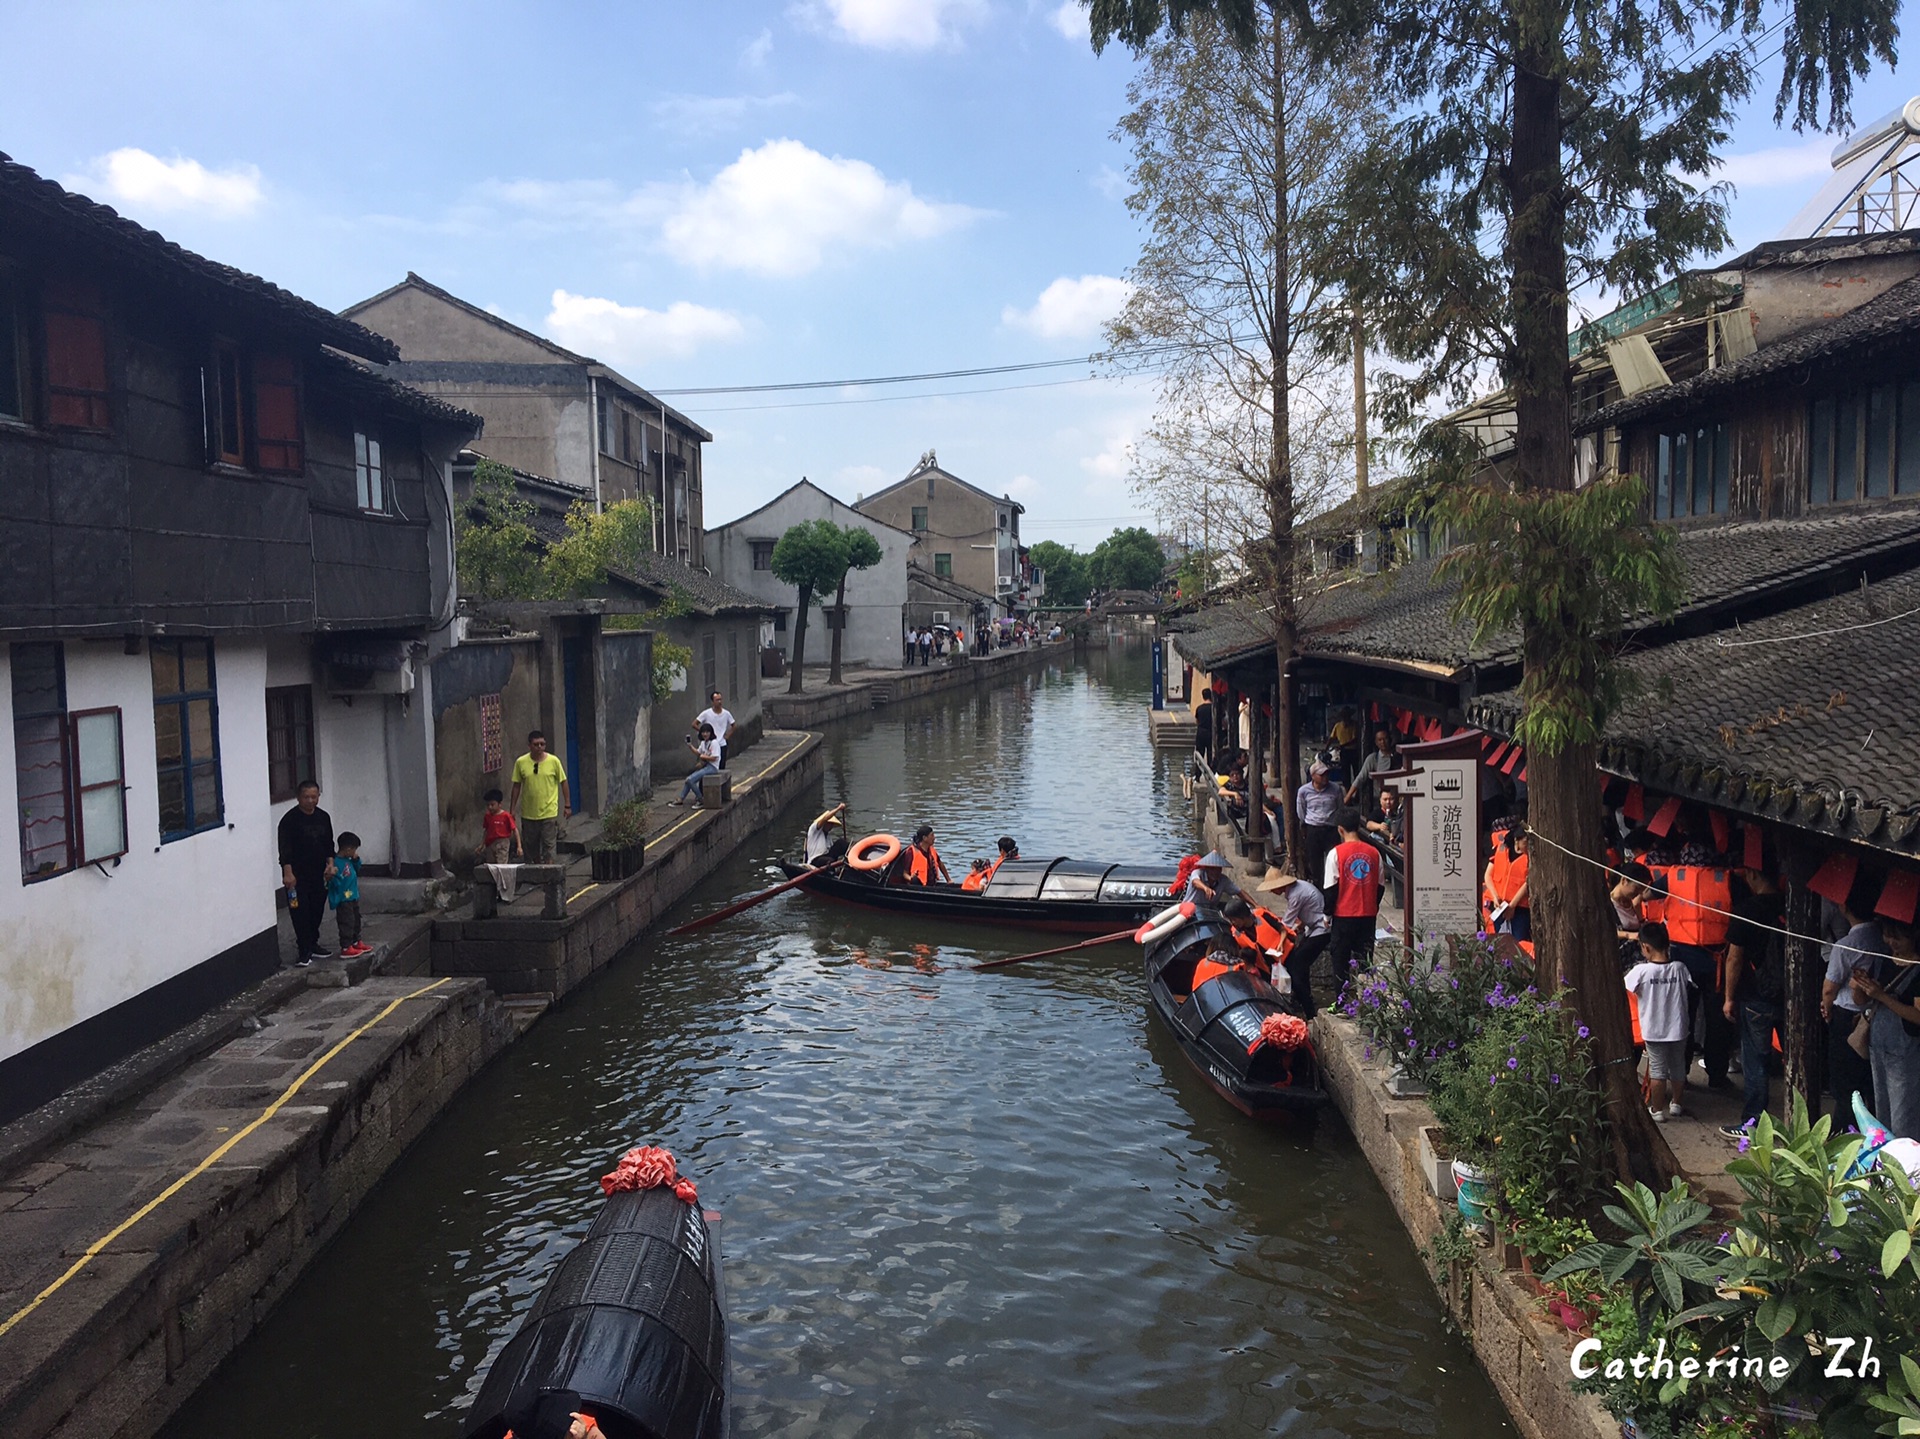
[1379,731,1486,947]
[1151,636,1165,709]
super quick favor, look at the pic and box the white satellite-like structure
[1779,96,1920,238]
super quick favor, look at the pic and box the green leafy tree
[456,459,544,602]
[1091,0,1895,1187]
[829,526,885,686]
[1089,526,1168,592]
[771,519,851,694]
[1029,540,1091,606]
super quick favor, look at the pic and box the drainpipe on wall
[589,375,604,514]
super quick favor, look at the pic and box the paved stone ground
[0,976,504,1439]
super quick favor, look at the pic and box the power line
[696,374,1124,414]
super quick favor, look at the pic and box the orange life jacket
[1665,865,1732,947]
[1640,866,1669,925]
[1192,953,1238,989]
[961,868,988,892]
[1251,906,1293,960]
[905,843,941,885]
[1486,845,1529,909]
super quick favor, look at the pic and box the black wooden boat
[462,1178,729,1439]
[1142,916,1328,1119]
[778,854,1182,933]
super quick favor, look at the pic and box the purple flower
[1577,1026,1590,1039]
[1551,1074,1561,1085]
[1737,1135,1751,1154]
[1490,1075,1499,1086]
[1507,1057,1519,1070]
[1717,1231,1730,1245]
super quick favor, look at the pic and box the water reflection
[162,635,1509,1439]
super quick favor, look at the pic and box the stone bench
[472,862,569,919]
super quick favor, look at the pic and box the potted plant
[589,796,647,881]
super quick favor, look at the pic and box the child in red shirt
[478,787,519,863]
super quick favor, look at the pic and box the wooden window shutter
[252,353,303,472]
[42,277,110,430]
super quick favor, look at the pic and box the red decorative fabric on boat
[1253,1012,1309,1052]
[600,1145,699,1204]
[1170,854,1201,896]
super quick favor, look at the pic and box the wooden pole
[1353,306,1368,497]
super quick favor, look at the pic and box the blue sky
[5,0,1919,549]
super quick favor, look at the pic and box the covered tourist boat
[1142,916,1327,1119]
[463,1147,729,1439]
[777,853,1182,933]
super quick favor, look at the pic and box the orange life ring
[848,833,901,871]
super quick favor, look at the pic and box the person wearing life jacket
[1219,897,1277,981]
[1258,864,1330,1017]
[1190,936,1256,993]
[1481,820,1532,941]
[896,824,950,886]
[1665,851,1736,1090]
[1323,807,1384,973]
[960,835,1018,893]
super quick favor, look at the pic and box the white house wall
[265,638,397,868]
[1,639,276,1065]
[711,486,912,670]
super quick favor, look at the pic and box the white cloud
[1047,1,1087,39]
[70,147,262,218]
[662,139,980,277]
[1710,138,1835,191]
[1080,429,1136,480]
[544,290,746,367]
[651,92,800,137]
[742,27,774,66]
[834,463,888,497]
[1003,274,1134,341]
[1005,472,1040,496]
[794,0,988,50]
[1090,164,1128,201]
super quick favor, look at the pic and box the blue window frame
[151,639,223,840]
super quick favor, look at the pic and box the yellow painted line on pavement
[567,882,600,904]
[648,734,811,851]
[0,976,452,1342]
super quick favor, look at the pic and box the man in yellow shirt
[508,729,570,864]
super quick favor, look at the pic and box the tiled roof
[315,349,482,429]
[1582,273,1920,433]
[1170,508,1920,677]
[1,152,398,363]
[1472,568,1920,856]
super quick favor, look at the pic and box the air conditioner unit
[932,610,950,624]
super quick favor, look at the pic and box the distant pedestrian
[509,730,570,863]
[478,787,519,864]
[1626,921,1693,1122]
[1822,889,1883,1119]
[919,628,933,665]
[695,690,736,769]
[669,722,722,806]
[330,832,368,958]
[278,779,335,965]
[1851,921,1920,1140]
[1296,762,1339,881]
[1322,807,1383,974]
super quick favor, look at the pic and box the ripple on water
[159,646,1510,1439]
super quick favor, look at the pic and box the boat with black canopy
[1140,914,1327,1119]
[776,851,1182,933]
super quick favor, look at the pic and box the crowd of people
[902,617,1056,664]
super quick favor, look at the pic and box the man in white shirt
[694,691,736,770]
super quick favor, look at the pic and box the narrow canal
[165,638,1512,1439]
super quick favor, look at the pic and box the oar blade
[667,863,831,935]
[972,927,1138,971]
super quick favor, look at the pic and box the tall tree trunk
[1506,10,1675,1187]
[1780,840,1827,1114]
[788,584,812,694]
[829,572,848,687]
[1268,4,1306,873]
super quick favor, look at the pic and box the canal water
[165,637,1511,1439]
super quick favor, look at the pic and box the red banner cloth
[1743,824,1765,871]
[1876,869,1920,925]
[1623,784,1646,822]
[1709,811,1730,854]
[1647,797,1683,837]
[1807,852,1860,905]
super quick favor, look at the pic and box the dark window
[0,269,24,422]
[265,685,315,802]
[999,511,1008,530]
[70,707,127,865]
[911,506,928,531]
[12,642,71,881]
[42,277,109,431]
[151,639,223,840]
[208,343,245,465]
[751,540,775,571]
[934,552,953,577]
[253,354,303,473]
[773,610,787,633]
[1651,422,1728,517]
[926,473,936,499]
[1810,385,1920,504]
[354,431,386,512]
[702,634,717,697]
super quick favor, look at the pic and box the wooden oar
[973,927,1139,972]
[668,861,840,935]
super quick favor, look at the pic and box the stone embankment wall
[1313,1013,1618,1439]
[762,639,1061,729]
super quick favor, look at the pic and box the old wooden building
[0,154,478,1122]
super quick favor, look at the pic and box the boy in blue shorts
[330,831,368,958]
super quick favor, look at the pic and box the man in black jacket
[278,779,335,964]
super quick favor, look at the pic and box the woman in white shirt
[669,723,722,806]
